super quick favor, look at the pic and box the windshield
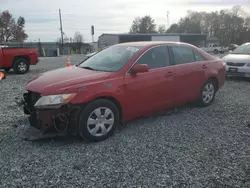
[232,43,250,55]
[79,45,143,72]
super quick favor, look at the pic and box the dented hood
[25,66,112,94]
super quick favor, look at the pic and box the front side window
[136,46,171,69]
[232,43,250,55]
[193,50,206,61]
[171,46,195,65]
[79,45,143,72]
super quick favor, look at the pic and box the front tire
[13,58,30,74]
[78,99,119,142]
[197,79,216,107]
[213,49,219,54]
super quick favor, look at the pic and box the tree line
[130,5,250,45]
[0,10,28,43]
[0,9,86,45]
[56,31,85,44]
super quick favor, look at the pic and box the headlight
[34,93,76,108]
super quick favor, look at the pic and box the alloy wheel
[87,107,115,137]
[202,83,215,104]
[18,62,28,72]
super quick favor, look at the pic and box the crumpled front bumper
[15,91,80,135]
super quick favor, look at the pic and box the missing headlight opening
[23,91,81,135]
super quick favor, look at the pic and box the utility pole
[91,25,95,43]
[59,9,64,55]
[167,11,170,29]
[70,37,72,55]
[38,38,41,57]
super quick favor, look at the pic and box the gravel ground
[1,55,250,188]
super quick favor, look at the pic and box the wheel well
[208,77,218,91]
[94,96,123,121]
[13,56,30,65]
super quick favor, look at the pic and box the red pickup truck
[0,46,39,74]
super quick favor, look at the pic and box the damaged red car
[19,41,226,142]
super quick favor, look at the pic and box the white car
[201,44,227,54]
[222,43,250,77]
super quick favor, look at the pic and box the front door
[123,45,175,120]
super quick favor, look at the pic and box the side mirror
[0,71,6,80]
[130,64,149,74]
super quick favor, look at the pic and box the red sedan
[20,41,226,142]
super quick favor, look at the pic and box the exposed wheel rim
[87,107,115,137]
[18,62,27,72]
[202,83,215,104]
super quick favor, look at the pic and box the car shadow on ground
[1,70,37,76]
[2,69,54,78]
[17,101,202,146]
[1,70,15,76]
[30,135,86,146]
[116,102,199,132]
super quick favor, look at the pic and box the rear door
[169,45,208,104]
[123,45,175,120]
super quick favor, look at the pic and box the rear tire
[13,58,30,74]
[197,79,216,107]
[78,99,119,142]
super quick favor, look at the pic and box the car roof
[115,41,192,47]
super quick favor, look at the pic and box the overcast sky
[1,0,249,42]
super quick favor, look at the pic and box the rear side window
[136,46,171,69]
[171,46,195,65]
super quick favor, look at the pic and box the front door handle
[165,71,175,78]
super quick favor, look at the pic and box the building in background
[98,33,207,49]
[206,36,219,46]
